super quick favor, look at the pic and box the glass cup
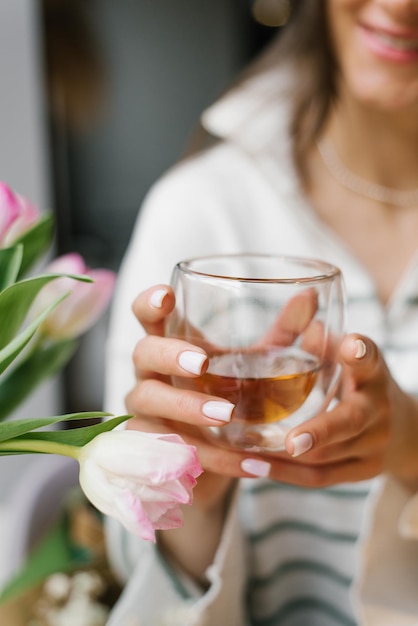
[166,254,346,453]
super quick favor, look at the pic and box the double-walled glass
[166,254,346,453]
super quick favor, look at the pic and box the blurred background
[0,0,278,497]
[0,0,287,598]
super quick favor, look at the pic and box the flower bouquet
[0,183,203,625]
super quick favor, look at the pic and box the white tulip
[78,430,203,542]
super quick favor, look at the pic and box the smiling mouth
[366,27,418,52]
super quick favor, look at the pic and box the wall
[0,0,59,499]
[46,0,269,413]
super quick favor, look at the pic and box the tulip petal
[78,430,203,541]
[125,493,159,541]
[82,431,201,483]
[30,253,116,339]
[156,507,184,531]
[3,192,40,245]
[46,253,87,275]
[0,183,21,243]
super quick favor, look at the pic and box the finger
[339,333,384,387]
[133,335,208,378]
[131,284,175,335]
[127,411,381,486]
[257,288,318,347]
[126,378,235,426]
[284,396,371,457]
[127,415,273,480]
[267,453,383,487]
[287,421,387,465]
[301,319,325,359]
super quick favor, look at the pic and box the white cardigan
[104,64,418,626]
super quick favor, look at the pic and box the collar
[201,63,294,155]
[201,62,299,195]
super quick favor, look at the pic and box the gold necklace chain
[317,139,418,208]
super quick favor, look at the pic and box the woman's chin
[349,73,418,113]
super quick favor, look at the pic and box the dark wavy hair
[247,0,338,175]
[280,1,337,172]
[185,1,338,179]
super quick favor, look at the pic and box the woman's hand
[127,285,418,495]
[125,285,273,583]
[283,335,418,492]
[126,285,273,486]
[125,284,418,582]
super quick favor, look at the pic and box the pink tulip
[0,182,39,246]
[0,183,22,243]
[33,253,116,339]
[78,430,203,542]
[4,193,39,245]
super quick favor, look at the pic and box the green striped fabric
[238,478,371,625]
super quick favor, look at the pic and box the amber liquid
[175,347,320,425]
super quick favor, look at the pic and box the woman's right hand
[124,285,272,584]
[125,284,274,487]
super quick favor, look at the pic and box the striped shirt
[240,478,371,626]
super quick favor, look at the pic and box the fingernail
[202,401,234,423]
[355,339,367,359]
[241,458,271,477]
[178,351,207,375]
[150,288,168,308]
[291,432,313,457]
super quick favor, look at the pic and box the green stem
[0,438,80,460]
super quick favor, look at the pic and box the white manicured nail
[291,432,313,457]
[178,351,207,375]
[150,288,168,308]
[241,458,271,477]
[202,401,234,423]
[355,339,367,359]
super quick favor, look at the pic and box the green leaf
[14,213,54,279]
[0,339,78,421]
[0,272,92,350]
[0,245,23,290]
[0,412,111,444]
[6,415,131,449]
[0,292,68,376]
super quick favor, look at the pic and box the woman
[104,1,418,624]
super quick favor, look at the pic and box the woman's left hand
[277,334,418,490]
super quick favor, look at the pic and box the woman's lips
[360,23,418,61]
[372,30,418,51]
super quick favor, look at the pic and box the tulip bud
[78,430,203,542]
[3,191,40,246]
[32,253,116,339]
[0,182,40,246]
[0,182,22,244]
